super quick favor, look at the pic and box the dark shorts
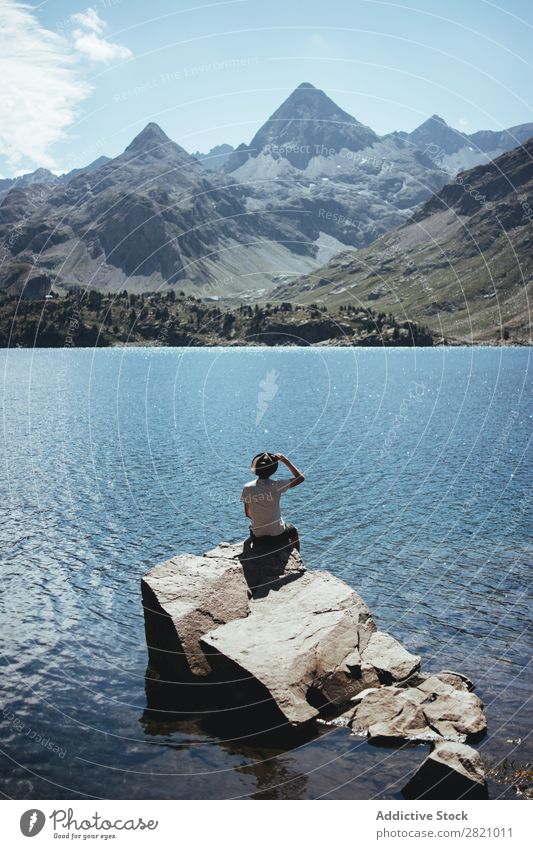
[249,522,298,549]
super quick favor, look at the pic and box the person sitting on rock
[240,452,304,552]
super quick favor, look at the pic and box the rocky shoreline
[141,540,489,799]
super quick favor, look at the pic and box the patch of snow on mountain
[314,231,352,265]
[439,147,494,175]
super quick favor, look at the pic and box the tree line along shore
[0,289,447,348]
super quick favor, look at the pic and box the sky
[1,0,532,176]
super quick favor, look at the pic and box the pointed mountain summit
[125,122,172,150]
[407,114,469,155]
[123,122,196,166]
[405,113,533,172]
[221,83,450,254]
[225,82,378,170]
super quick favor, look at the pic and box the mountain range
[197,95,532,178]
[0,157,111,201]
[0,123,319,297]
[215,82,449,256]
[273,137,533,343]
[397,113,533,174]
[0,81,531,325]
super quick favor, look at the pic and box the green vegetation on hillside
[0,289,437,348]
[272,138,533,344]
[273,223,532,344]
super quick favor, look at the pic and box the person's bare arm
[244,501,251,518]
[274,453,305,488]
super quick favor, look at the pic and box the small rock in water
[402,741,488,799]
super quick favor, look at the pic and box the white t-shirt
[240,477,293,537]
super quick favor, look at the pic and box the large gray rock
[201,571,377,724]
[141,552,250,679]
[141,540,485,748]
[403,741,488,799]
[361,631,421,683]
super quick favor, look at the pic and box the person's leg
[286,523,300,553]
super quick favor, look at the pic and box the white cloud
[73,29,132,62]
[71,7,132,63]
[458,118,469,129]
[71,8,106,34]
[0,0,91,171]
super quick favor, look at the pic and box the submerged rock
[402,741,488,799]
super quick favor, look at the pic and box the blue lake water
[0,346,531,799]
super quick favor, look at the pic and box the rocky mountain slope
[1,82,531,301]
[222,83,450,252]
[220,84,532,260]
[272,138,533,343]
[0,124,320,296]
